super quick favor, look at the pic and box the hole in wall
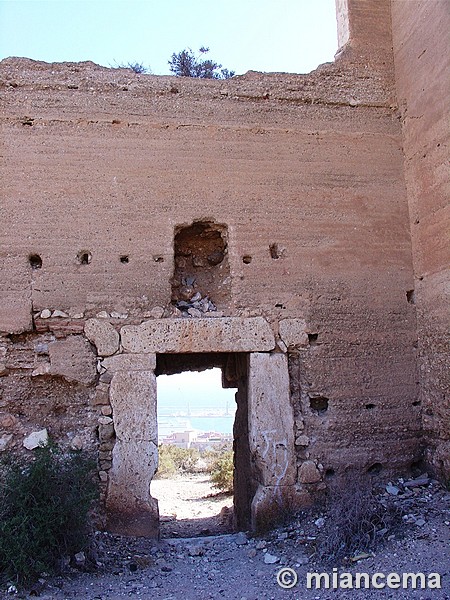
[308,333,319,346]
[153,255,164,263]
[367,462,382,475]
[406,290,415,304]
[77,250,92,265]
[412,400,421,407]
[242,255,252,264]
[269,243,285,260]
[365,403,376,410]
[309,396,329,414]
[171,220,230,312]
[28,254,42,269]
[120,255,129,264]
[325,468,335,478]
[410,459,426,476]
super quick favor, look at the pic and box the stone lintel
[120,317,275,354]
[102,353,156,372]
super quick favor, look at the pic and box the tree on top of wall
[168,47,235,79]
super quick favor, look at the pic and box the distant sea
[158,415,233,439]
[189,416,233,434]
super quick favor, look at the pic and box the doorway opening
[152,353,252,538]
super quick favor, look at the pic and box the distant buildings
[161,429,233,449]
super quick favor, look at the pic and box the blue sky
[0,0,338,75]
[157,369,236,436]
[158,369,235,414]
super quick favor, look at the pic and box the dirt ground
[2,475,449,600]
[151,473,234,538]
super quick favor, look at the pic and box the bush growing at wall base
[316,472,403,563]
[0,443,98,586]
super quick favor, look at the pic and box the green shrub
[202,443,233,472]
[172,446,200,472]
[155,444,201,478]
[210,450,234,493]
[168,47,235,79]
[155,445,177,479]
[0,444,98,586]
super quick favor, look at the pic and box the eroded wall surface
[0,0,426,529]
[391,0,450,478]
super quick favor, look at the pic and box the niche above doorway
[171,220,230,312]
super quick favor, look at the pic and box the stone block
[0,434,13,452]
[100,439,115,452]
[298,460,322,483]
[106,439,159,537]
[0,414,17,428]
[106,367,159,537]
[0,342,8,376]
[31,362,51,377]
[295,435,310,447]
[110,439,158,493]
[84,318,120,357]
[70,435,83,450]
[248,353,296,487]
[23,428,49,450]
[102,353,156,372]
[49,336,97,385]
[92,386,109,405]
[99,371,113,383]
[109,371,157,443]
[143,306,164,319]
[98,417,115,442]
[279,318,308,350]
[120,317,275,354]
[0,299,33,335]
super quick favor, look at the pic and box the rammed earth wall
[0,0,448,536]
